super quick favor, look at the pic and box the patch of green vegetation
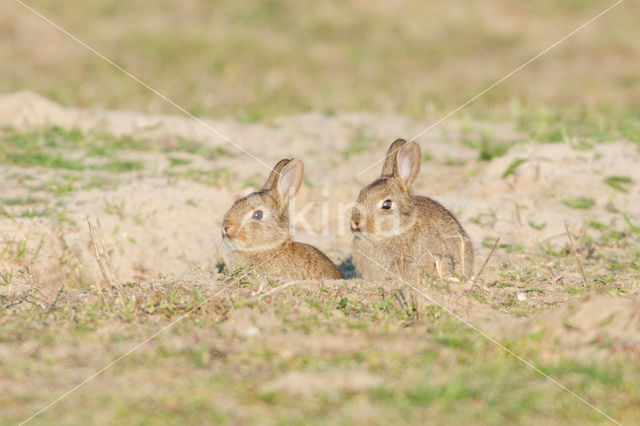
[405,383,438,404]
[432,333,475,351]
[235,108,265,123]
[103,159,144,172]
[342,130,373,160]
[501,158,526,179]
[544,361,623,386]
[210,146,233,158]
[0,127,229,175]
[604,176,633,193]
[623,214,640,234]
[84,175,120,191]
[39,178,77,197]
[170,137,232,160]
[444,158,467,166]
[516,109,640,145]
[588,220,607,231]
[3,150,85,170]
[1,197,39,206]
[462,134,513,161]
[168,156,192,166]
[528,220,546,230]
[89,132,153,153]
[2,274,640,425]
[173,167,234,188]
[174,136,206,155]
[562,197,595,210]
[20,208,74,224]
[482,237,522,253]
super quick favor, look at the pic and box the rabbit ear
[395,141,421,188]
[275,158,304,207]
[381,138,408,177]
[263,159,292,191]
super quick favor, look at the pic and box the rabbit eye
[252,210,263,220]
[381,200,392,210]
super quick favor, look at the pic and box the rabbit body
[351,139,473,281]
[353,195,473,281]
[230,239,343,280]
[222,158,342,280]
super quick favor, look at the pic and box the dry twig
[564,221,589,287]
[87,216,108,296]
[474,237,500,282]
[46,281,66,314]
[458,234,466,278]
[96,218,124,293]
[87,216,124,304]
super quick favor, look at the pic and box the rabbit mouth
[354,222,415,241]
[222,236,245,251]
[353,229,385,241]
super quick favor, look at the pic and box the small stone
[243,326,259,338]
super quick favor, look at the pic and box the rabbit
[351,138,473,282]
[222,158,343,280]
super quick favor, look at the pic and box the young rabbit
[222,158,343,280]
[351,139,473,281]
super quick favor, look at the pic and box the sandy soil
[1,91,639,352]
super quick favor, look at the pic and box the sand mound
[1,92,638,356]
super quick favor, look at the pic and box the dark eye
[252,210,263,220]
[381,200,392,210]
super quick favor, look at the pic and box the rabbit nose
[222,224,233,237]
[351,218,362,232]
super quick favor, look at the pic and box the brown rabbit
[222,158,343,280]
[351,139,473,281]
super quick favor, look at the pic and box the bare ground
[1,92,639,424]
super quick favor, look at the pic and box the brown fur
[222,158,343,280]
[352,139,473,281]
[231,240,343,280]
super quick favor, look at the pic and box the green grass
[515,109,640,145]
[563,196,595,210]
[461,131,514,161]
[1,197,39,206]
[1,2,640,423]
[2,277,639,425]
[342,129,374,160]
[482,237,523,253]
[0,126,216,166]
[604,176,633,193]
[0,126,232,198]
[3,219,640,422]
[501,158,526,179]
[104,158,144,172]
[168,156,193,166]
[171,167,235,188]
[3,0,639,132]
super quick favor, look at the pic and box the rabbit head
[222,158,304,252]
[351,139,421,240]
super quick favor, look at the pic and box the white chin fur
[225,237,287,253]
[223,238,244,251]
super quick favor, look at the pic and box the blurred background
[1,0,638,134]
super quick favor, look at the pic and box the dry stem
[474,237,500,282]
[564,221,589,287]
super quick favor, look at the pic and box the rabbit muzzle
[350,211,363,233]
[222,220,237,239]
